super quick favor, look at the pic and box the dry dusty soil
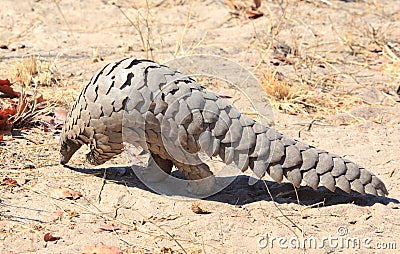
[0,0,399,253]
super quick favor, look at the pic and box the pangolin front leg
[60,58,388,197]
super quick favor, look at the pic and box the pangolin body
[60,58,388,196]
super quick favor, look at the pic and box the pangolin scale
[60,58,388,196]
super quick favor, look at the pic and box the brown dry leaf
[43,232,61,242]
[0,103,17,133]
[160,247,173,254]
[78,243,123,254]
[0,79,20,97]
[47,187,82,200]
[48,211,63,222]
[336,101,345,107]
[66,209,80,218]
[100,224,121,232]
[246,8,264,19]
[191,203,210,214]
[2,178,18,186]
[254,0,261,8]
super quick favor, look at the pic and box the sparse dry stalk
[115,1,154,60]
[6,56,60,127]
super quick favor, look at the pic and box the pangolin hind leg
[140,153,174,183]
[174,161,216,195]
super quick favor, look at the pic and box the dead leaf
[191,203,210,214]
[0,104,17,132]
[66,209,80,218]
[78,243,123,254]
[160,247,173,254]
[0,79,20,97]
[2,178,18,186]
[246,8,264,19]
[336,101,345,107]
[48,211,63,222]
[47,187,82,200]
[100,224,121,231]
[254,0,261,8]
[0,76,47,132]
[43,232,61,242]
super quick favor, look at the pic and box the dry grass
[260,70,297,101]
[260,68,364,117]
[114,1,155,60]
[5,56,61,128]
[248,0,400,120]
[11,55,60,87]
[384,61,400,77]
[382,43,400,77]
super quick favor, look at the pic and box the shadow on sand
[64,164,398,207]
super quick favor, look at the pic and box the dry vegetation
[0,0,399,253]
[249,0,400,121]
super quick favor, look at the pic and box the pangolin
[60,58,388,196]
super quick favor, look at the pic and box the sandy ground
[0,0,399,253]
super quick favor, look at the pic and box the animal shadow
[65,164,398,207]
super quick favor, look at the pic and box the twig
[297,117,318,138]
[97,168,107,203]
[114,3,150,59]
[262,181,303,236]
[54,0,78,43]
[174,0,193,56]
[383,44,400,62]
